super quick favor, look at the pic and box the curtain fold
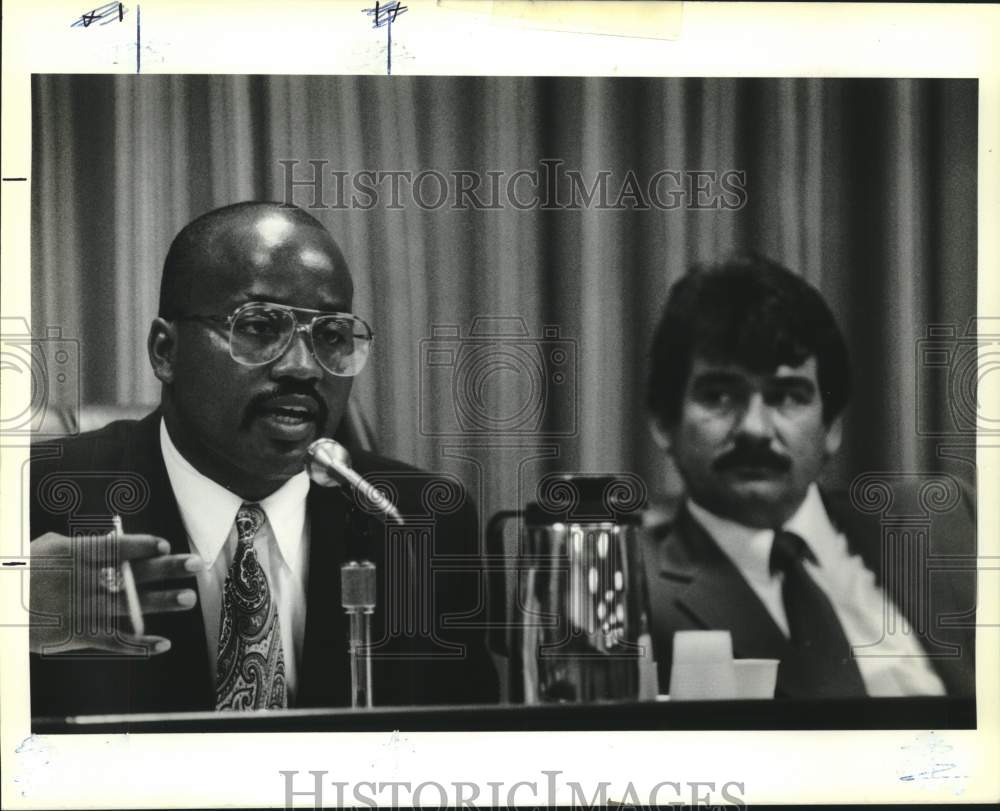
[31,76,978,507]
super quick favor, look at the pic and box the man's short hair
[157,201,330,317]
[647,253,852,426]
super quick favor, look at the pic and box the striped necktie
[215,503,288,710]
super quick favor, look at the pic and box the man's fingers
[114,534,172,560]
[123,635,173,655]
[84,634,173,656]
[137,588,198,614]
[29,532,169,568]
[130,554,204,584]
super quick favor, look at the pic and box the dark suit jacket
[641,488,977,698]
[30,411,498,717]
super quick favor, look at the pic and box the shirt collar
[782,483,843,568]
[159,418,310,569]
[687,483,840,583]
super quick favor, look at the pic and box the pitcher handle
[485,510,523,659]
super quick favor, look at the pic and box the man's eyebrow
[764,376,818,397]
[767,375,816,388]
[689,371,818,394]
[690,371,746,385]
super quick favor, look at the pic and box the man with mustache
[29,201,498,717]
[643,254,975,699]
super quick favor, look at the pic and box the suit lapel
[120,412,214,711]
[652,506,791,660]
[647,505,843,698]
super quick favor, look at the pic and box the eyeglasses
[172,301,374,377]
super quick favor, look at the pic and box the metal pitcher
[489,474,654,703]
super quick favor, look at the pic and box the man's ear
[148,318,177,384]
[649,417,672,454]
[824,413,844,457]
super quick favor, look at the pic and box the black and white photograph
[2,3,998,810]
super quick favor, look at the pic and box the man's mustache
[241,384,329,430]
[713,442,791,473]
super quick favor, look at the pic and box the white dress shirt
[160,419,310,703]
[687,484,946,696]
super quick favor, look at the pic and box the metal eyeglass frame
[171,300,375,377]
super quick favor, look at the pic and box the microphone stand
[340,560,376,709]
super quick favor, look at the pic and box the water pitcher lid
[525,474,646,524]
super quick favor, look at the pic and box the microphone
[305,438,404,525]
[306,439,388,710]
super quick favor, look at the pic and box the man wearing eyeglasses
[29,201,498,717]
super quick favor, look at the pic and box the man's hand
[29,531,204,657]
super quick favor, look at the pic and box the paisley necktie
[215,503,287,710]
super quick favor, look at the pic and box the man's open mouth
[253,394,322,439]
[261,405,314,424]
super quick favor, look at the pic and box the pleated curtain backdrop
[31,76,977,517]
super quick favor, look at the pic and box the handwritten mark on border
[70,2,125,28]
[362,1,409,76]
